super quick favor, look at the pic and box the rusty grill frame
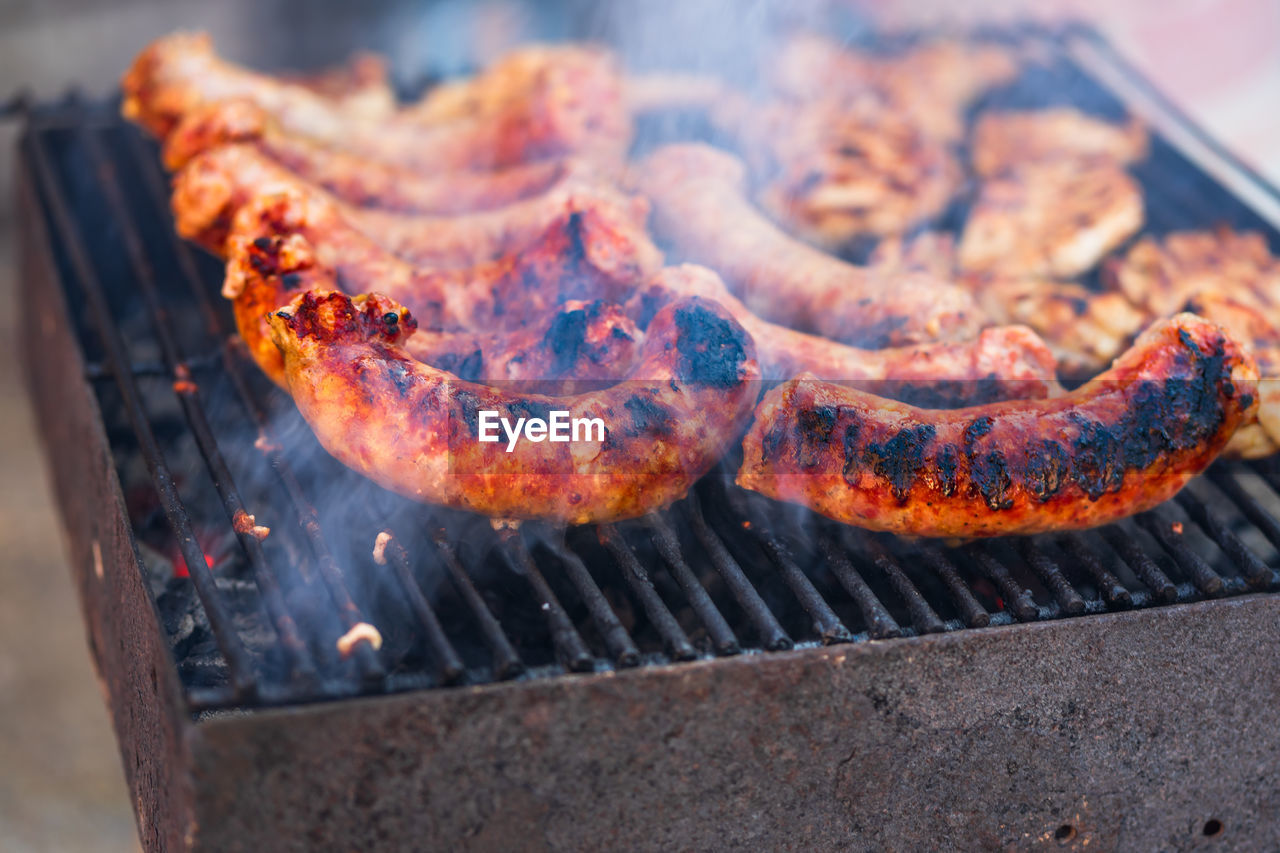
[15,22,1280,851]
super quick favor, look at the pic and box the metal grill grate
[19,30,1280,715]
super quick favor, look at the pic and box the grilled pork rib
[268,290,760,524]
[637,144,984,347]
[738,314,1258,537]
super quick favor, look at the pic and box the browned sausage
[738,313,1258,537]
[267,290,760,524]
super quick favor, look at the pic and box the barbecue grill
[15,21,1280,851]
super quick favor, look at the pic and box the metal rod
[1016,539,1086,615]
[1056,534,1131,607]
[746,528,852,644]
[82,126,316,679]
[432,535,523,680]
[26,130,257,699]
[917,547,990,628]
[599,525,698,661]
[684,495,792,651]
[965,546,1038,622]
[1208,467,1280,553]
[541,535,641,667]
[1100,523,1178,602]
[817,537,901,639]
[1175,491,1271,585]
[868,545,946,634]
[381,532,465,684]
[498,530,595,672]
[1135,511,1224,596]
[646,514,740,655]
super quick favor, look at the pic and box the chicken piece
[769,34,1019,142]
[1105,228,1280,317]
[1181,292,1280,459]
[971,108,1148,177]
[869,232,957,279]
[723,95,962,246]
[958,159,1144,278]
[965,276,1151,377]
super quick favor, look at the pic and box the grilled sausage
[163,99,577,214]
[634,265,1059,406]
[123,33,630,170]
[635,143,984,347]
[172,144,646,265]
[223,190,660,385]
[267,290,761,523]
[738,313,1258,537]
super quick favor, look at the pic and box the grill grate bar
[25,128,258,698]
[599,525,699,660]
[542,536,641,667]
[646,514,741,655]
[1100,523,1178,602]
[965,546,1038,622]
[1016,539,1087,615]
[684,496,792,651]
[431,535,524,680]
[1056,534,1132,607]
[123,125,386,682]
[917,548,991,628]
[1136,510,1225,596]
[818,536,901,639]
[381,532,465,684]
[82,126,317,680]
[869,546,947,634]
[1208,467,1280,552]
[499,530,595,672]
[1175,491,1272,585]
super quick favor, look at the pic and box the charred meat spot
[970,449,1014,510]
[761,417,789,460]
[840,416,864,484]
[543,307,589,375]
[252,236,273,251]
[433,349,484,382]
[281,271,303,290]
[563,210,587,269]
[935,444,959,497]
[1024,439,1069,502]
[963,415,994,447]
[624,394,674,437]
[452,388,485,437]
[508,398,554,426]
[673,304,747,387]
[794,405,837,469]
[384,360,417,399]
[1068,413,1124,500]
[611,325,634,341]
[861,424,936,503]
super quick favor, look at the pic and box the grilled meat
[738,314,1257,537]
[164,99,578,214]
[223,190,660,384]
[769,34,1018,142]
[1105,228,1280,316]
[171,144,648,267]
[124,33,630,171]
[268,290,760,524]
[636,144,984,347]
[964,276,1152,377]
[971,109,1148,177]
[635,265,1059,405]
[718,94,962,246]
[1180,292,1280,459]
[957,159,1144,278]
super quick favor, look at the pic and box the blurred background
[0,0,1276,850]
